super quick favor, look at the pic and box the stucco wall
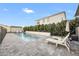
[36,12,66,25]
[10,27,23,32]
[26,31,50,36]
[0,26,7,44]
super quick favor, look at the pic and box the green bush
[50,20,68,36]
[70,18,79,34]
[23,24,51,32]
[23,19,79,36]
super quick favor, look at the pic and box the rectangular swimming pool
[16,33,48,42]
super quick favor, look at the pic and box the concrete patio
[0,33,79,56]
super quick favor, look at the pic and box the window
[43,19,45,23]
[47,17,50,22]
[37,21,40,25]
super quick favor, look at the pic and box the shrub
[70,18,79,34]
[50,20,68,36]
[23,19,79,36]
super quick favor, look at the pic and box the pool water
[16,33,47,42]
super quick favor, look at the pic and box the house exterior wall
[5,27,10,32]
[0,24,23,32]
[36,12,66,25]
[0,24,10,32]
[10,27,23,32]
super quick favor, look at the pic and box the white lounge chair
[46,33,70,52]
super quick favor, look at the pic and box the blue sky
[0,3,78,26]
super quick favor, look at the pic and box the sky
[0,3,78,26]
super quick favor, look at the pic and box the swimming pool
[16,33,48,42]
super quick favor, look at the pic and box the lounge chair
[46,33,70,52]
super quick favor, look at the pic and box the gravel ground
[0,33,79,56]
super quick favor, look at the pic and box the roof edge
[35,11,66,21]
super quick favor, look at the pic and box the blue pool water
[16,33,47,42]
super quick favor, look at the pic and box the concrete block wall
[26,31,50,36]
[0,26,7,44]
[76,27,79,41]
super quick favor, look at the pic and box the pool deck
[0,33,79,56]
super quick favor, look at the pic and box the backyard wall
[76,27,79,41]
[0,26,7,44]
[26,31,50,36]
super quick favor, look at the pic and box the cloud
[3,8,8,11]
[22,8,34,14]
